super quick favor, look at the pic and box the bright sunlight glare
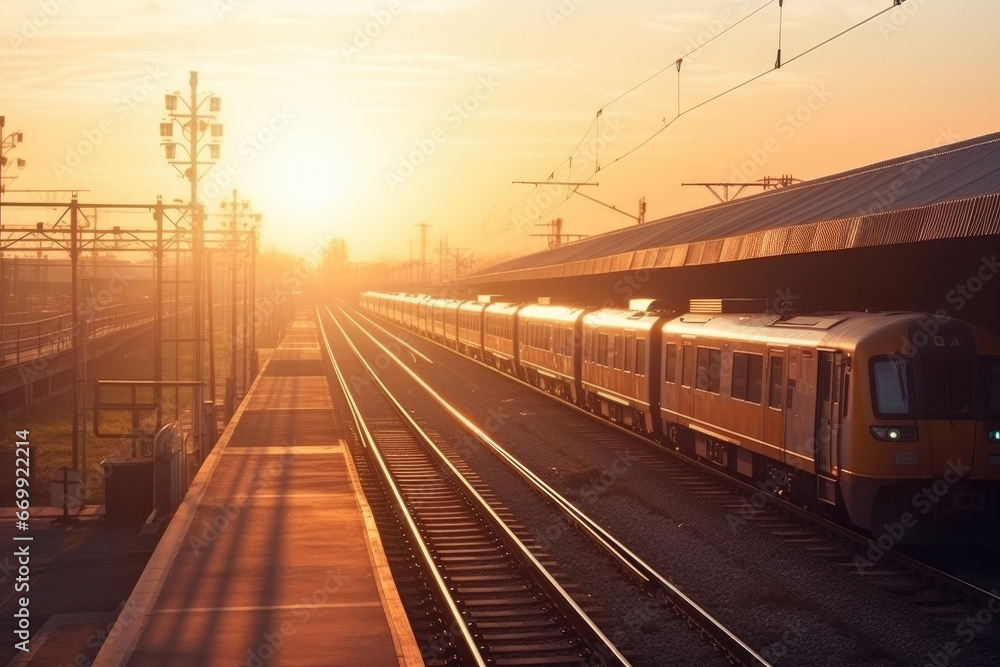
[269,134,351,213]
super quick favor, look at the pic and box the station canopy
[470,131,1000,283]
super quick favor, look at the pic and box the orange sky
[1,1,997,265]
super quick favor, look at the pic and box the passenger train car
[358,291,1000,542]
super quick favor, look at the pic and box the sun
[271,136,350,213]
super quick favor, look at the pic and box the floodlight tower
[159,72,224,459]
[0,116,26,338]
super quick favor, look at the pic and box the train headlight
[987,429,1000,444]
[870,426,918,442]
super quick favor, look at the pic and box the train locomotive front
[655,308,1000,542]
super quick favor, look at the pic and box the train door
[815,351,843,473]
[765,349,785,452]
[814,350,844,505]
[679,339,695,418]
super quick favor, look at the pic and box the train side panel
[517,304,585,401]
[458,301,486,357]
[581,310,664,433]
[483,303,520,374]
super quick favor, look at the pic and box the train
[359,291,1000,543]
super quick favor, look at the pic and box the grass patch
[1,392,135,505]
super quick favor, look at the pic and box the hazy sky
[1,0,997,263]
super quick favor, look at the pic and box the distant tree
[322,238,350,279]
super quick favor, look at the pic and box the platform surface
[93,309,421,667]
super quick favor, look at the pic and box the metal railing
[0,300,182,366]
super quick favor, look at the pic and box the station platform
[93,309,422,667]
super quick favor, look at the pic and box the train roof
[518,303,586,323]
[584,308,669,331]
[664,310,934,349]
[483,301,521,313]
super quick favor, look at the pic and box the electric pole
[682,175,802,203]
[1,116,26,335]
[161,72,223,460]
[531,218,586,249]
[413,221,431,283]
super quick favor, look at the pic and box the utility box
[102,458,153,523]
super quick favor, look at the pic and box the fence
[0,300,183,366]
[153,421,190,516]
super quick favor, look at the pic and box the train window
[871,357,912,416]
[635,339,646,376]
[598,333,609,366]
[682,344,694,387]
[696,348,721,393]
[732,352,748,400]
[665,343,677,383]
[695,347,720,392]
[612,335,621,370]
[842,372,850,416]
[709,350,721,393]
[746,355,763,403]
[768,355,784,409]
[696,347,709,390]
[921,354,975,418]
[624,333,634,373]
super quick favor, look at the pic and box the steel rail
[353,299,1000,616]
[315,306,487,666]
[336,302,772,667]
[321,305,631,666]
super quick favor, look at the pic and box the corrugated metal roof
[470,131,1000,283]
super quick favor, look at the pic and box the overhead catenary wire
[775,0,784,68]
[602,0,777,110]
[496,0,911,231]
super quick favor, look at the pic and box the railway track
[316,306,630,666]
[328,303,772,667]
[342,300,1000,643]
